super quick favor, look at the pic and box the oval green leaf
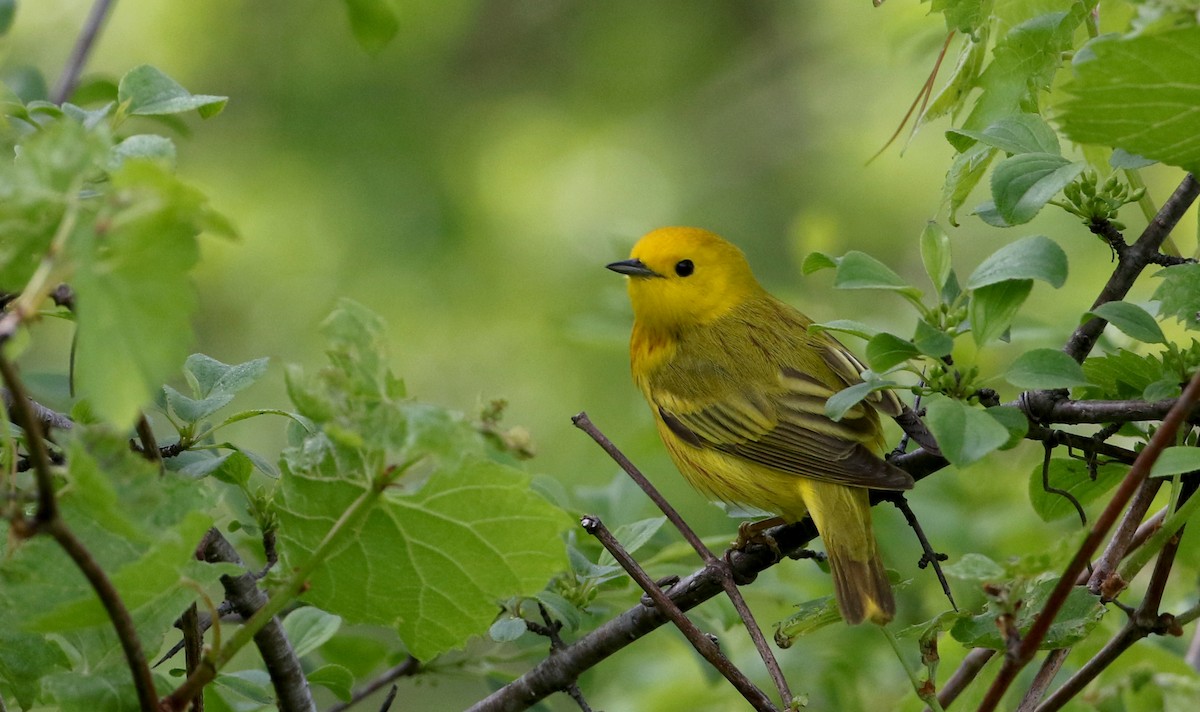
[966,235,1068,289]
[865,333,921,372]
[1006,348,1092,389]
[990,153,1086,225]
[969,279,1033,346]
[924,395,1010,467]
[1029,458,1129,522]
[1089,301,1166,345]
[834,251,921,299]
[1149,447,1200,479]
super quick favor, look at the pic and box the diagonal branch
[51,0,117,104]
[1,354,159,711]
[572,412,793,705]
[1063,173,1199,363]
[583,515,778,711]
[977,363,1200,711]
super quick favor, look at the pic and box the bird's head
[607,227,765,330]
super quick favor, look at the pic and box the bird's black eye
[674,259,694,277]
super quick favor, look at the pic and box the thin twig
[931,648,994,710]
[377,685,399,712]
[51,0,117,104]
[327,658,420,712]
[472,445,948,712]
[572,412,792,705]
[529,602,593,712]
[0,357,60,521]
[884,492,955,610]
[1087,477,1163,595]
[181,604,204,712]
[1040,439,1087,526]
[45,516,159,710]
[135,414,162,465]
[1015,648,1068,712]
[582,515,779,712]
[197,529,313,712]
[0,389,73,431]
[978,366,1200,711]
[1037,515,1187,712]
[1063,173,1200,363]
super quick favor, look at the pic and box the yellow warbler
[608,226,912,625]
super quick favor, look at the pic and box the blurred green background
[8,1,1198,709]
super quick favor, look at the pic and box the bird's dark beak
[606,258,660,278]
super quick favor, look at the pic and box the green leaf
[774,595,841,645]
[958,9,1087,140]
[948,113,1061,156]
[109,134,176,171]
[307,664,354,702]
[536,590,583,632]
[163,384,234,424]
[1083,349,1169,401]
[71,161,207,428]
[184,354,269,398]
[990,153,1085,225]
[489,616,528,643]
[919,221,953,292]
[930,0,986,34]
[1110,148,1156,170]
[826,377,896,422]
[801,251,838,275]
[277,457,570,660]
[1144,378,1181,402]
[1152,263,1200,329]
[282,607,343,658]
[342,0,400,54]
[1059,28,1200,174]
[1029,458,1129,522]
[967,235,1068,289]
[1006,348,1092,389]
[865,333,921,372]
[913,319,954,358]
[0,119,110,288]
[942,553,1005,582]
[943,143,997,226]
[1089,301,1166,345]
[0,0,14,37]
[807,319,879,341]
[924,34,987,123]
[951,577,1105,650]
[596,517,666,570]
[117,65,227,118]
[924,395,1010,467]
[833,251,921,300]
[0,429,229,702]
[986,405,1029,450]
[1150,447,1200,479]
[969,279,1032,346]
[211,670,274,704]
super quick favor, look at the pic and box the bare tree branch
[1063,173,1200,363]
[978,364,1200,711]
[199,529,313,712]
[51,0,117,104]
[327,657,420,712]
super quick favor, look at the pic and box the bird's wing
[654,366,913,491]
[818,338,904,417]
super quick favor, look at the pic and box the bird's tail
[799,479,894,625]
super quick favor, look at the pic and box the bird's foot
[732,517,786,560]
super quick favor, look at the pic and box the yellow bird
[608,226,912,625]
